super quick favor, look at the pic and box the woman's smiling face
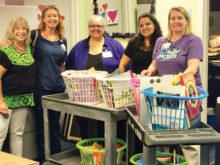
[13,23,28,43]
[169,9,188,34]
[139,17,155,39]
[88,17,104,40]
[43,9,59,30]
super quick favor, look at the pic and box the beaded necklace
[12,44,26,53]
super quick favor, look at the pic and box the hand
[0,101,8,115]
[0,40,9,47]
[141,69,152,77]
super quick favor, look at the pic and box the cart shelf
[126,106,220,165]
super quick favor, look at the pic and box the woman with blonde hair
[0,17,35,156]
[141,6,203,165]
[31,5,67,165]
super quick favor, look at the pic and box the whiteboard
[0,5,38,41]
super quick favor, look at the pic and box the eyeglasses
[89,25,104,29]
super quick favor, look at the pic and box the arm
[184,59,201,75]
[184,36,203,75]
[0,65,8,115]
[119,54,131,72]
[140,60,158,76]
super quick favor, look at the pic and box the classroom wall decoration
[99,3,107,19]
[96,0,122,36]
[107,9,118,25]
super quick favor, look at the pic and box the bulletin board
[0,6,39,41]
[97,0,123,35]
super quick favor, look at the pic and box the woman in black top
[119,13,162,74]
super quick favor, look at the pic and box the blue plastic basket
[141,87,208,130]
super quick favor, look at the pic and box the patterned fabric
[0,45,34,66]
[3,93,34,109]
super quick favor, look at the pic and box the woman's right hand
[141,69,152,77]
[0,40,9,47]
[0,101,8,115]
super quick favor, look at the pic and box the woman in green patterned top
[0,17,35,156]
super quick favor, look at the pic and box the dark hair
[129,13,162,50]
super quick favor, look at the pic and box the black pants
[34,90,62,164]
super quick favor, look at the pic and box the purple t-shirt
[153,34,203,87]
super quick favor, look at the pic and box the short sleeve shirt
[125,42,152,74]
[0,45,35,108]
[153,34,203,87]
[31,30,67,92]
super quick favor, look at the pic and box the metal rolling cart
[42,93,127,165]
[216,97,220,165]
[126,106,220,165]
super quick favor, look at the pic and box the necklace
[12,44,26,53]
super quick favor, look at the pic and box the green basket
[76,138,127,165]
[130,151,188,165]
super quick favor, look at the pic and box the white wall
[0,6,38,41]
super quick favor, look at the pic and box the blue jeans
[34,90,63,163]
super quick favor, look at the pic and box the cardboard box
[0,151,39,165]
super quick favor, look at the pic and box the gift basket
[76,138,126,165]
[96,76,135,108]
[141,86,208,130]
[61,70,107,103]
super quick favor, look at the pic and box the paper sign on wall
[107,9,119,25]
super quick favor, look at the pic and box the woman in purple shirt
[65,15,125,140]
[141,6,203,165]
[141,7,203,87]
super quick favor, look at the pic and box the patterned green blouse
[0,45,35,109]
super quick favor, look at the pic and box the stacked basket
[96,76,135,109]
[61,70,107,103]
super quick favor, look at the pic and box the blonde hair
[37,5,65,39]
[5,16,31,46]
[167,6,192,39]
